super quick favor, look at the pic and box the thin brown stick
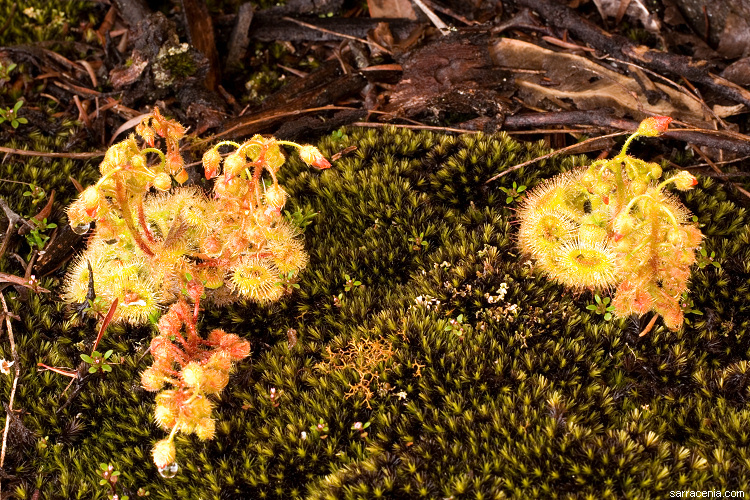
[0,146,104,159]
[422,0,478,26]
[484,131,628,184]
[689,144,750,200]
[0,292,19,498]
[639,313,659,337]
[352,121,479,134]
[281,16,392,55]
[52,80,102,97]
[191,105,360,146]
[516,0,750,107]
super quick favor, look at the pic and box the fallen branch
[515,0,750,108]
[503,111,750,155]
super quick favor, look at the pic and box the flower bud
[649,164,663,180]
[264,185,288,210]
[130,154,147,171]
[141,366,165,392]
[102,146,125,172]
[181,361,205,388]
[206,350,232,371]
[66,200,92,229]
[203,148,222,179]
[208,328,227,345]
[152,439,176,469]
[153,172,172,191]
[195,417,216,440]
[264,143,286,174]
[580,170,596,190]
[166,151,185,175]
[184,395,213,419]
[80,186,101,218]
[629,180,648,196]
[167,121,186,140]
[613,213,636,235]
[214,177,248,198]
[637,116,672,137]
[219,332,251,360]
[299,145,331,169]
[202,368,229,394]
[224,152,246,178]
[153,402,177,429]
[592,180,613,197]
[672,171,698,191]
[174,169,189,185]
[136,121,156,147]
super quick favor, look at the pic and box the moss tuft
[3,126,749,498]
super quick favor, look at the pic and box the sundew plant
[62,108,330,470]
[517,117,701,330]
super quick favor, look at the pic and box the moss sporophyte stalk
[517,116,701,331]
[62,108,330,470]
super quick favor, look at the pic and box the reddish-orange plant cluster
[142,281,250,469]
[63,108,329,469]
[517,116,702,330]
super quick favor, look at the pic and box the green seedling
[81,350,113,374]
[500,181,526,204]
[0,100,28,128]
[586,294,615,321]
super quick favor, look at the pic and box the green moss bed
[1,125,749,499]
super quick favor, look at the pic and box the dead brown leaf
[722,57,750,87]
[367,0,417,20]
[716,12,750,60]
[490,38,711,126]
[591,0,661,31]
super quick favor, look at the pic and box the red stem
[137,198,155,244]
[114,177,154,257]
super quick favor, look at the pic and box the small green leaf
[88,366,98,374]
[104,349,113,359]
[80,354,94,363]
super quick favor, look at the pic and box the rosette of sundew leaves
[517,117,701,330]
